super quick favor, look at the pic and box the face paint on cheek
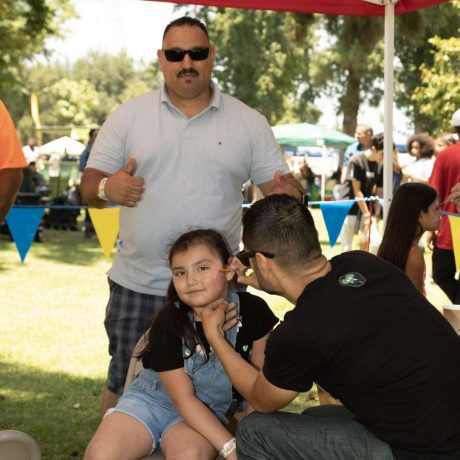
[212,268,223,281]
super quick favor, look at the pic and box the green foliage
[412,34,460,135]
[5,51,160,142]
[44,78,101,126]
[1,2,458,138]
[320,15,384,134]
[395,2,460,132]
[190,7,321,125]
[0,0,76,90]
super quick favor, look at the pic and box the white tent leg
[362,0,397,224]
[383,1,396,224]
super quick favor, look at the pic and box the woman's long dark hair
[377,183,437,271]
[138,229,232,360]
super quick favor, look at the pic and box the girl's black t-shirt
[141,291,278,371]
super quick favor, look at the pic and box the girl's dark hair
[138,229,231,361]
[407,133,435,159]
[377,183,437,271]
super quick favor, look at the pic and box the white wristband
[97,177,109,201]
[220,437,236,458]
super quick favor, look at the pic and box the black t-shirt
[142,291,278,371]
[263,251,460,455]
[340,152,383,215]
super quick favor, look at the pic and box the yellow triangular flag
[88,207,120,259]
[448,215,460,270]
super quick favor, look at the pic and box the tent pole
[382,0,396,225]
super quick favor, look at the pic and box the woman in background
[378,183,440,294]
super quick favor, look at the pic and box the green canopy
[272,123,355,148]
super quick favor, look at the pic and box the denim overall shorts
[111,292,240,452]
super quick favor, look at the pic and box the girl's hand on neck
[201,299,238,341]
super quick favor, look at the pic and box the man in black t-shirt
[201,194,460,460]
[339,132,384,252]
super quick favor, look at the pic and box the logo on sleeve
[339,272,366,287]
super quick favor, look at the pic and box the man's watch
[97,177,109,201]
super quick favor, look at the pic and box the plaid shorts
[104,279,166,394]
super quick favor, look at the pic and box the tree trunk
[341,68,361,136]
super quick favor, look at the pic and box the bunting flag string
[8,199,458,266]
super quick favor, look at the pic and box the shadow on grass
[0,228,111,268]
[0,361,105,460]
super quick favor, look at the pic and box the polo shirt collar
[160,80,222,111]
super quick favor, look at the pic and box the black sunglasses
[163,47,210,62]
[236,250,275,267]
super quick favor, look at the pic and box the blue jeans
[236,405,394,460]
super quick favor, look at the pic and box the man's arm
[351,178,369,217]
[201,301,298,412]
[80,168,111,208]
[0,168,23,221]
[373,186,383,218]
[80,158,144,208]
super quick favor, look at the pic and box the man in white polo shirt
[81,16,303,412]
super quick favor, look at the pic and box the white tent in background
[38,136,85,157]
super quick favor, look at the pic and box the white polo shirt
[87,82,288,295]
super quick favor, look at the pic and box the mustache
[177,68,199,77]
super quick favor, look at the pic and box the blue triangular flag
[319,201,354,247]
[6,207,45,263]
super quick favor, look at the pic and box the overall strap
[224,291,240,348]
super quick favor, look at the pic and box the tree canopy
[2,1,458,141]
[182,3,457,135]
[14,52,159,142]
[395,1,460,133]
[0,0,76,93]
[193,8,321,125]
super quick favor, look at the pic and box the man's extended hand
[229,256,261,291]
[105,157,144,207]
[269,170,305,201]
[446,183,460,211]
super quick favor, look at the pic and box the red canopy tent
[149,0,447,218]
[148,0,445,16]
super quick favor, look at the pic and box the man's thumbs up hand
[104,157,145,207]
[122,157,137,176]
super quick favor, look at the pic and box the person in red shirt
[0,100,28,221]
[429,108,460,303]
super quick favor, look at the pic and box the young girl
[403,133,436,184]
[85,229,278,460]
[377,183,440,294]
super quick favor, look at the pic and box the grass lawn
[0,209,451,459]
